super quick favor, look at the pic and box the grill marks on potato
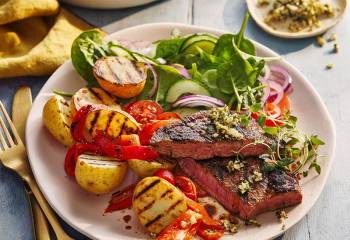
[133,177,187,233]
[134,179,161,200]
[72,87,120,111]
[85,109,139,139]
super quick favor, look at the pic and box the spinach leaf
[216,48,258,94]
[155,38,184,60]
[212,34,236,60]
[233,12,256,55]
[71,29,106,87]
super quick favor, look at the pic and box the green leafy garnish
[71,29,106,86]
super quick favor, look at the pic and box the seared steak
[178,157,302,219]
[151,111,275,160]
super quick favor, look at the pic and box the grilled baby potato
[71,87,121,113]
[133,177,187,234]
[93,56,147,99]
[75,154,128,194]
[83,108,139,141]
[42,95,74,146]
[128,159,175,178]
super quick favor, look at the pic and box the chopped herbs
[263,0,335,33]
[245,218,262,227]
[326,63,334,69]
[276,210,288,230]
[250,170,263,182]
[238,180,251,194]
[210,106,243,139]
[333,43,339,53]
[221,219,239,233]
[226,160,244,173]
[257,0,270,7]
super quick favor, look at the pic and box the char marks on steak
[178,157,302,219]
[151,111,275,160]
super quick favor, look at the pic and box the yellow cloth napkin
[0,8,92,78]
[0,0,59,25]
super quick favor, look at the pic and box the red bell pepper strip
[154,169,176,185]
[71,105,99,142]
[94,134,159,160]
[157,210,203,240]
[186,198,222,227]
[64,143,101,177]
[104,184,136,213]
[175,176,197,201]
[197,223,225,240]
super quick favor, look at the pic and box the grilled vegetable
[42,95,74,146]
[93,56,148,99]
[82,108,139,141]
[133,177,187,234]
[71,87,120,113]
[128,159,175,178]
[75,154,128,194]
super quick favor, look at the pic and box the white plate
[60,0,158,9]
[246,0,347,39]
[26,23,336,240]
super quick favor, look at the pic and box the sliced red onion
[267,81,284,105]
[264,65,293,104]
[147,64,158,98]
[180,101,218,108]
[171,64,191,79]
[172,95,225,108]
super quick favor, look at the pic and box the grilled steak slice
[151,111,275,160]
[178,157,302,219]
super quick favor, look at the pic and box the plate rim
[26,22,336,240]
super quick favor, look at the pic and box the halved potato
[42,95,74,146]
[71,87,121,113]
[133,177,187,234]
[75,154,128,194]
[93,56,147,99]
[128,159,175,178]
[83,108,139,141]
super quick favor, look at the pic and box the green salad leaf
[155,38,184,60]
[71,29,107,87]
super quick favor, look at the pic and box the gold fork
[0,101,73,240]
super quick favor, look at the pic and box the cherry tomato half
[124,100,163,124]
[157,112,181,120]
[154,169,175,185]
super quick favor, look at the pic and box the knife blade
[12,86,51,240]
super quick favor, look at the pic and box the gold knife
[12,86,51,240]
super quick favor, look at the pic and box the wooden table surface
[1,0,349,239]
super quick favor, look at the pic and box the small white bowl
[246,0,347,38]
[60,0,158,9]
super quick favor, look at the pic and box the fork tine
[0,128,8,150]
[0,115,14,146]
[0,101,21,145]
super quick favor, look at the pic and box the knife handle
[29,193,51,240]
[24,175,73,240]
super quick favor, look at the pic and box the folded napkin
[0,1,92,78]
[0,0,59,25]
